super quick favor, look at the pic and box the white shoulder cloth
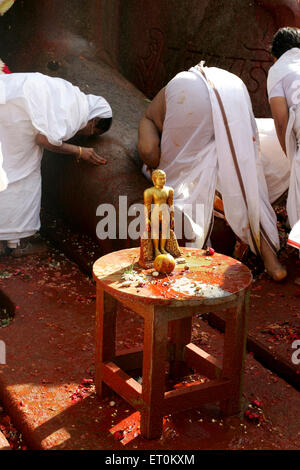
[267,48,300,96]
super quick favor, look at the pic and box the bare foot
[261,237,287,282]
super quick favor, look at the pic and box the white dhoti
[154,65,280,253]
[285,104,300,227]
[285,104,300,249]
[256,118,290,204]
[0,72,112,242]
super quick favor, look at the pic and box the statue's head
[152,169,166,187]
[271,26,300,59]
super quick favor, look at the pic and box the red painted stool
[93,247,252,439]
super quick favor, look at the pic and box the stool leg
[95,286,117,397]
[168,317,192,380]
[220,291,249,416]
[140,307,168,439]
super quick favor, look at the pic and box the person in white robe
[267,27,300,252]
[256,118,290,204]
[138,63,287,281]
[0,72,112,257]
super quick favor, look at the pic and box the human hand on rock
[80,147,107,165]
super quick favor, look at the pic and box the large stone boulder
[0,0,150,251]
[0,0,298,254]
[110,0,300,117]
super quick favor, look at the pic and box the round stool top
[93,248,252,306]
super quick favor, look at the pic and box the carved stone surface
[0,0,298,255]
[117,0,300,117]
[1,1,299,119]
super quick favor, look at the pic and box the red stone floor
[0,241,299,451]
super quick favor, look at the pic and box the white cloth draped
[158,67,217,247]
[288,218,300,250]
[267,48,300,97]
[268,49,300,244]
[0,72,112,241]
[0,73,112,146]
[0,142,8,192]
[256,118,290,204]
[144,65,280,253]
[285,104,300,229]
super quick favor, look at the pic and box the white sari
[0,72,112,241]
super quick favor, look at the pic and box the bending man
[0,72,112,257]
[138,63,286,281]
[267,26,300,250]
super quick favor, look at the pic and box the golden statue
[139,169,181,268]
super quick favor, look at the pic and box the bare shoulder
[145,87,166,133]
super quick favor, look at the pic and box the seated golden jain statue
[139,169,181,268]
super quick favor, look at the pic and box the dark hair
[95,117,112,133]
[271,27,300,59]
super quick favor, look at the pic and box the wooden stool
[93,247,252,439]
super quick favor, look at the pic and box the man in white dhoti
[138,64,287,281]
[256,118,290,205]
[267,27,300,252]
[0,72,112,257]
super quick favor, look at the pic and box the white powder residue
[120,270,152,287]
[171,277,230,298]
